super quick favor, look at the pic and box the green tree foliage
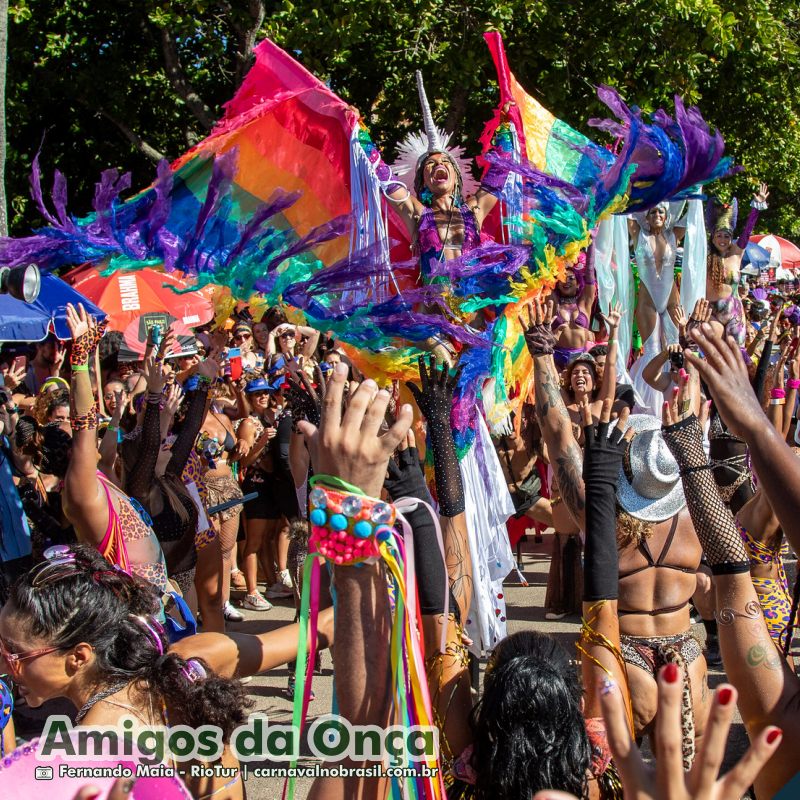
[7,0,800,238]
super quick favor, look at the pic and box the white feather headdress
[391,71,478,198]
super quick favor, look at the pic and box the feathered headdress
[391,71,478,198]
[706,196,739,233]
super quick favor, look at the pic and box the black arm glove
[385,446,433,506]
[167,386,209,477]
[385,447,449,616]
[582,418,626,601]
[406,357,465,517]
[662,415,750,575]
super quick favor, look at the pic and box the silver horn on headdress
[416,71,443,153]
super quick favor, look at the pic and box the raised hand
[4,361,26,391]
[406,355,461,424]
[111,390,125,422]
[661,367,694,427]
[384,429,430,503]
[595,667,781,800]
[163,383,184,418]
[685,324,763,440]
[66,303,103,366]
[754,182,769,205]
[599,300,624,333]
[196,352,221,381]
[297,363,413,498]
[51,340,67,375]
[518,296,556,357]
[580,396,633,474]
[671,303,688,330]
[689,297,711,326]
[146,355,168,395]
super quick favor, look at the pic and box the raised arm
[98,389,125,482]
[126,359,165,502]
[642,346,676,393]
[662,361,800,799]
[687,324,800,556]
[579,397,634,726]
[579,241,598,312]
[783,344,800,440]
[406,356,472,622]
[521,297,586,530]
[296,363,413,800]
[752,309,782,404]
[166,357,217,477]
[736,183,769,250]
[597,301,621,402]
[62,304,109,540]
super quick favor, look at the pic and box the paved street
[231,530,749,799]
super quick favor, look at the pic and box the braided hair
[7,545,251,738]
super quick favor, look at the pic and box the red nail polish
[663,663,679,683]
[767,728,782,745]
[717,687,733,706]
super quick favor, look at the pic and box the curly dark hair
[16,415,72,477]
[8,544,252,739]
[470,631,591,799]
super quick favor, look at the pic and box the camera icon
[35,766,53,780]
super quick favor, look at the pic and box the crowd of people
[3,30,800,800]
[0,255,797,798]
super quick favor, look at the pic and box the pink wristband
[787,379,800,390]
[771,388,786,399]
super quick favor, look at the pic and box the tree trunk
[0,0,9,236]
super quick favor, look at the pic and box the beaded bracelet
[771,388,786,399]
[788,379,800,390]
[308,477,396,565]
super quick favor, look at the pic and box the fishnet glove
[523,322,556,356]
[662,415,750,575]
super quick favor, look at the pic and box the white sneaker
[278,568,294,590]
[242,592,273,611]
[545,611,568,621]
[223,601,244,622]
[265,581,293,599]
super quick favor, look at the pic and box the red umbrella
[63,265,215,332]
[750,235,800,269]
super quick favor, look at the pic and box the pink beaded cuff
[308,485,396,565]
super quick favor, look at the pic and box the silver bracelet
[382,183,411,204]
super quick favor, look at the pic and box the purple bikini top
[417,204,481,283]
[552,300,590,331]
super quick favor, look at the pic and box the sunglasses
[0,635,61,678]
[234,333,252,341]
[279,331,296,338]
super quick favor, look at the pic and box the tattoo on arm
[746,642,783,671]
[555,440,586,519]
[535,360,570,424]
[443,518,473,622]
